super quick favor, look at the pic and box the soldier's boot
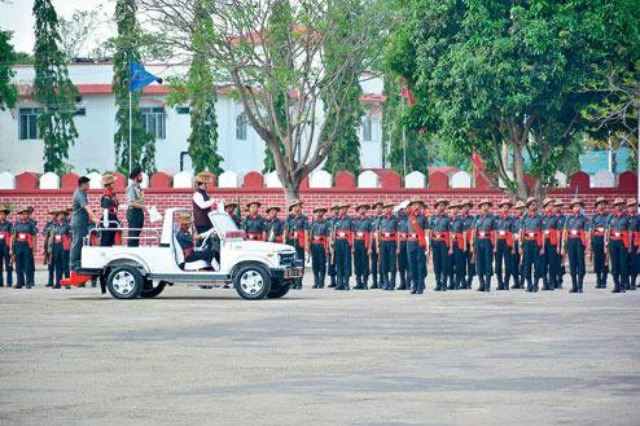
[371,272,378,289]
[578,275,585,292]
[448,273,455,290]
[389,274,396,291]
[319,272,326,289]
[630,275,637,290]
[334,276,344,290]
[542,278,550,291]
[569,275,578,293]
[476,277,484,292]
[362,275,369,290]
[354,276,364,290]
[612,276,621,293]
[344,277,351,291]
[329,275,336,288]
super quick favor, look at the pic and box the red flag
[400,79,415,106]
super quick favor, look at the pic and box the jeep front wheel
[234,264,271,300]
[107,266,144,299]
[267,280,291,299]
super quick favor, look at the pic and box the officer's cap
[246,201,262,209]
[525,197,538,207]
[383,200,395,208]
[434,198,449,207]
[288,199,304,211]
[0,205,12,215]
[195,172,213,184]
[613,197,625,206]
[355,203,370,211]
[313,207,327,214]
[102,173,118,186]
[594,197,608,207]
[371,201,384,209]
[569,199,584,208]
[408,197,425,208]
[266,206,281,213]
[542,197,555,207]
[554,199,565,207]
[514,201,526,210]
[627,198,638,207]
[129,165,143,180]
[497,198,513,208]
[177,213,194,225]
[16,206,31,214]
[478,199,493,208]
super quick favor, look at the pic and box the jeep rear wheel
[107,266,144,300]
[234,264,271,300]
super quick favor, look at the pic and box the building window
[236,112,247,140]
[362,118,373,142]
[141,107,166,139]
[19,108,40,140]
[176,106,190,115]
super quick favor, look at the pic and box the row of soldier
[229,196,639,294]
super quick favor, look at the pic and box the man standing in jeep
[192,173,216,234]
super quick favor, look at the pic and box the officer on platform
[608,198,631,293]
[192,173,215,234]
[511,201,526,289]
[126,166,145,247]
[243,201,264,241]
[494,199,514,291]
[461,200,476,289]
[540,197,561,290]
[0,205,13,288]
[70,176,99,277]
[352,203,373,290]
[473,199,495,292]
[407,197,428,294]
[263,206,284,243]
[284,199,309,290]
[448,201,466,290]
[520,197,544,292]
[100,173,121,246]
[562,199,589,293]
[309,207,330,289]
[377,201,398,291]
[591,197,610,288]
[627,198,639,291]
[331,202,353,291]
[430,199,451,291]
[369,201,384,289]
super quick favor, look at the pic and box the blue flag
[129,62,163,92]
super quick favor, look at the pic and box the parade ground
[1,270,639,426]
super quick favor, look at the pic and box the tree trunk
[283,181,300,204]
[511,141,530,200]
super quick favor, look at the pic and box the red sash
[567,229,587,246]
[408,213,427,248]
[0,232,10,244]
[523,231,542,246]
[311,235,328,249]
[453,232,464,248]
[495,230,513,248]
[610,230,629,249]
[53,234,71,250]
[354,231,370,249]
[543,229,559,246]
[379,232,396,242]
[290,230,306,248]
[15,232,34,249]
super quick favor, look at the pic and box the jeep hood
[228,240,296,254]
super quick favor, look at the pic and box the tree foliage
[112,0,155,174]
[387,0,639,199]
[33,0,79,173]
[323,0,365,177]
[0,30,17,111]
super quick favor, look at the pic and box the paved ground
[1,270,639,426]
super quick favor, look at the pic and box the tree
[59,9,100,60]
[112,0,155,174]
[185,0,223,174]
[33,0,79,173]
[322,0,365,177]
[140,0,388,201]
[0,30,17,110]
[387,0,639,199]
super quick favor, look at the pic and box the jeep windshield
[208,212,243,240]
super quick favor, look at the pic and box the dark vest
[193,188,211,227]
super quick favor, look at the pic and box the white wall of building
[0,63,384,174]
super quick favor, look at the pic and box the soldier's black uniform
[521,212,544,292]
[629,212,640,291]
[332,215,353,290]
[0,219,13,287]
[591,211,610,288]
[353,214,373,289]
[430,213,451,291]
[474,213,494,292]
[263,217,284,243]
[462,213,476,289]
[50,220,71,289]
[243,214,265,241]
[511,212,525,289]
[449,213,466,290]
[309,219,330,289]
[285,213,309,289]
[13,218,37,289]
[564,213,589,292]
[42,219,55,287]
[326,214,337,287]
[369,213,381,288]
[494,213,514,290]
[556,212,567,288]
[407,211,428,294]
[608,211,631,293]
[540,212,561,290]
[396,212,410,290]
[378,214,398,290]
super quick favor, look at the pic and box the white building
[0,63,385,175]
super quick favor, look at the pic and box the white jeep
[78,208,303,300]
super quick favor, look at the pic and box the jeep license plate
[285,268,303,278]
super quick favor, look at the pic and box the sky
[0,0,113,53]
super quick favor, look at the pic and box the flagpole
[128,88,132,175]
